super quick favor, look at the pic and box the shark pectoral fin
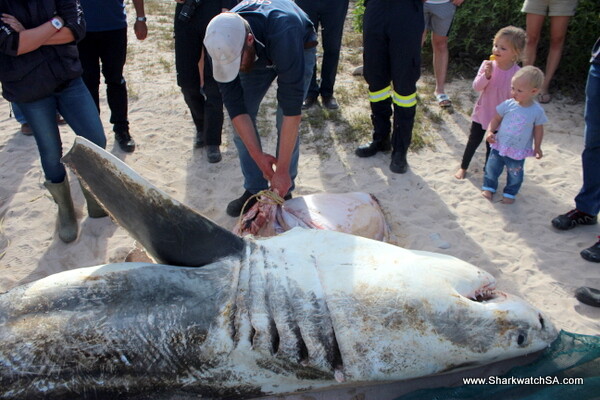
[62,137,244,267]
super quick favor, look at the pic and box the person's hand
[270,168,292,198]
[453,0,465,5]
[134,19,147,40]
[484,60,493,79]
[254,152,277,182]
[485,131,497,144]
[175,0,185,3]
[535,148,543,159]
[1,13,25,32]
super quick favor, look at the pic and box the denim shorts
[521,0,579,17]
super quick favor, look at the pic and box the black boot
[44,177,78,243]
[207,145,222,163]
[575,287,600,307]
[390,149,408,174]
[355,139,391,158]
[226,191,257,217]
[114,127,136,153]
[194,130,206,149]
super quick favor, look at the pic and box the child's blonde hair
[494,26,527,63]
[513,65,545,89]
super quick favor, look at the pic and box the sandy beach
[0,1,598,371]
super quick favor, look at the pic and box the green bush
[352,0,599,96]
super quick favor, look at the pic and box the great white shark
[0,138,558,399]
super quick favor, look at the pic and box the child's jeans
[482,149,525,199]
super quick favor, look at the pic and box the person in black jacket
[174,0,236,163]
[0,0,107,243]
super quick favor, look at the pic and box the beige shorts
[521,0,579,17]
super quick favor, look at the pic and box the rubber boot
[44,178,78,243]
[79,181,108,218]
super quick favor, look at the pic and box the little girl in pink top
[454,26,527,179]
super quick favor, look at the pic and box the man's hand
[254,152,277,181]
[134,20,147,40]
[1,13,25,32]
[270,168,292,198]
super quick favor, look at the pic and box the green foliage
[352,0,599,95]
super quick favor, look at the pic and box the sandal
[538,93,552,104]
[435,93,452,108]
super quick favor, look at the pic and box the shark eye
[517,331,527,346]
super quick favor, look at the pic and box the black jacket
[0,0,86,102]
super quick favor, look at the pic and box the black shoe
[575,286,600,307]
[390,151,408,174]
[355,139,391,158]
[194,131,205,149]
[322,96,339,110]
[114,129,135,153]
[302,96,318,110]
[227,190,257,217]
[581,237,600,263]
[551,209,597,230]
[207,145,222,163]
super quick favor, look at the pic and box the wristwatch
[50,17,63,31]
[136,16,147,22]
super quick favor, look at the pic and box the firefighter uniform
[356,0,424,174]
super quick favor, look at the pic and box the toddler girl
[481,66,548,204]
[454,26,527,180]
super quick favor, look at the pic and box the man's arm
[231,113,278,182]
[270,115,301,196]
[132,0,147,40]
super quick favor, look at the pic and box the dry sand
[0,6,598,396]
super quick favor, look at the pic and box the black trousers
[174,2,224,146]
[77,28,129,132]
[363,0,423,155]
[460,121,492,170]
[296,0,349,98]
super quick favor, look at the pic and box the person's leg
[56,78,107,150]
[482,149,503,197]
[389,0,423,173]
[99,28,129,132]
[236,68,277,194]
[502,157,525,203]
[77,31,102,112]
[540,15,571,96]
[319,0,349,102]
[296,0,320,104]
[524,13,545,66]
[15,98,65,183]
[356,1,393,157]
[456,121,486,178]
[431,33,449,98]
[575,62,600,216]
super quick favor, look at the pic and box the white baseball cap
[203,13,247,83]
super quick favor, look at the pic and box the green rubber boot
[79,181,108,218]
[44,178,78,243]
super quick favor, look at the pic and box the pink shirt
[471,61,520,130]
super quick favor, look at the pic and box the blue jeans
[11,102,26,124]
[235,47,317,194]
[15,77,106,183]
[482,149,526,199]
[575,62,600,216]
